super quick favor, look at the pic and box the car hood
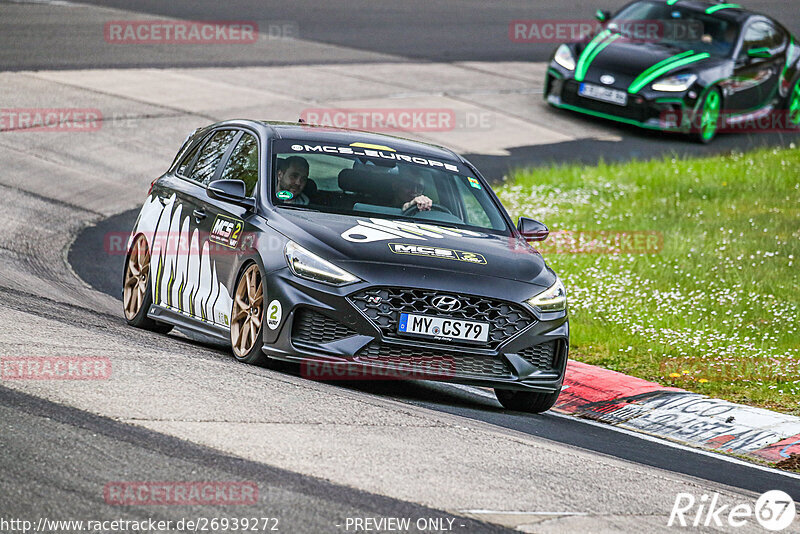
[578,40,715,88]
[268,209,551,286]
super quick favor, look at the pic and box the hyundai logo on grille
[600,74,615,85]
[432,295,462,312]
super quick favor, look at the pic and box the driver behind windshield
[277,156,310,205]
[701,23,738,55]
[391,167,432,212]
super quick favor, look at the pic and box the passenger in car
[277,156,310,205]
[391,167,432,212]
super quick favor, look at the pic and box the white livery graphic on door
[129,193,233,327]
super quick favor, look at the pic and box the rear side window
[742,21,784,55]
[189,130,237,185]
[177,138,204,177]
[219,133,259,197]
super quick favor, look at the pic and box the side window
[219,133,259,197]
[177,138,204,177]
[741,21,783,55]
[189,130,237,185]
[765,23,785,49]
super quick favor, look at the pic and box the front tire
[692,88,721,144]
[495,387,561,414]
[123,234,173,334]
[230,263,268,365]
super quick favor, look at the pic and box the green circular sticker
[276,190,294,200]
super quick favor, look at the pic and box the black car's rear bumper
[261,268,568,393]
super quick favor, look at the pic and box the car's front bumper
[545,67,696,133]
[260,267,569,393]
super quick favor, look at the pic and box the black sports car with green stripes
[545,0,800,142]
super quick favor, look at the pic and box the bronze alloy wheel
[123,234,151,320]
[231,264,264,359]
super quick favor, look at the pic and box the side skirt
[147,304,229,343]
[724,105,774,125]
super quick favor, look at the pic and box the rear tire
[123,234,173,334]
[691,88,721,144]
[495,387,561,414]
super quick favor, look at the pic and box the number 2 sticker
[266,300,282,330]
[232,222,242,242]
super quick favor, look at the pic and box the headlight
[526,277,567,312]
[284,241,359,286]
[553,44,576,71]
[651,73,697,92]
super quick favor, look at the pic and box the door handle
[192,208,207,221]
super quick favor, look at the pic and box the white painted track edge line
[459,510,589,516]
[446,383,800,482]
[547,411,800,481]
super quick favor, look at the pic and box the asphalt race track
[2,1,800,532]
[2,0,799,174]
[0,386,510,533]
[72,209,800,503]
[8,0,800,66]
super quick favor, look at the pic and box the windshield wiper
[275,205,318,212]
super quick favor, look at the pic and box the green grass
[500,146,800,415]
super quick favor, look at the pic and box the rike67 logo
[669,490,796,531]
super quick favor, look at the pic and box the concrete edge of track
[555,361,800,469]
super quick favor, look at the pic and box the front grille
[292,308,357,344]
[349,287,534,348]
[357,342,511,378]
[517,341,559,371]
[562,80,655,123]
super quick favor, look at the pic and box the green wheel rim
[701,91,720,140]
[789,80,800,127]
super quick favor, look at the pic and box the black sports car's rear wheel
[230,263,268,365]
[123,234,172,333]
[494,387,561,414]
[787,78,800,128]
[692,88,721,144]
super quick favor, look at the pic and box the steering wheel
[402,202,453,216]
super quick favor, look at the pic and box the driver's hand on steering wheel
[402,195,432,211]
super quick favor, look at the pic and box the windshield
[611,0,740,57]
[270,140,509,233]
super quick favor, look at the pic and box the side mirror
[595,9,611,22]
[747,46,773,59]
[207,179,255,209]
[518,217,549,242]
